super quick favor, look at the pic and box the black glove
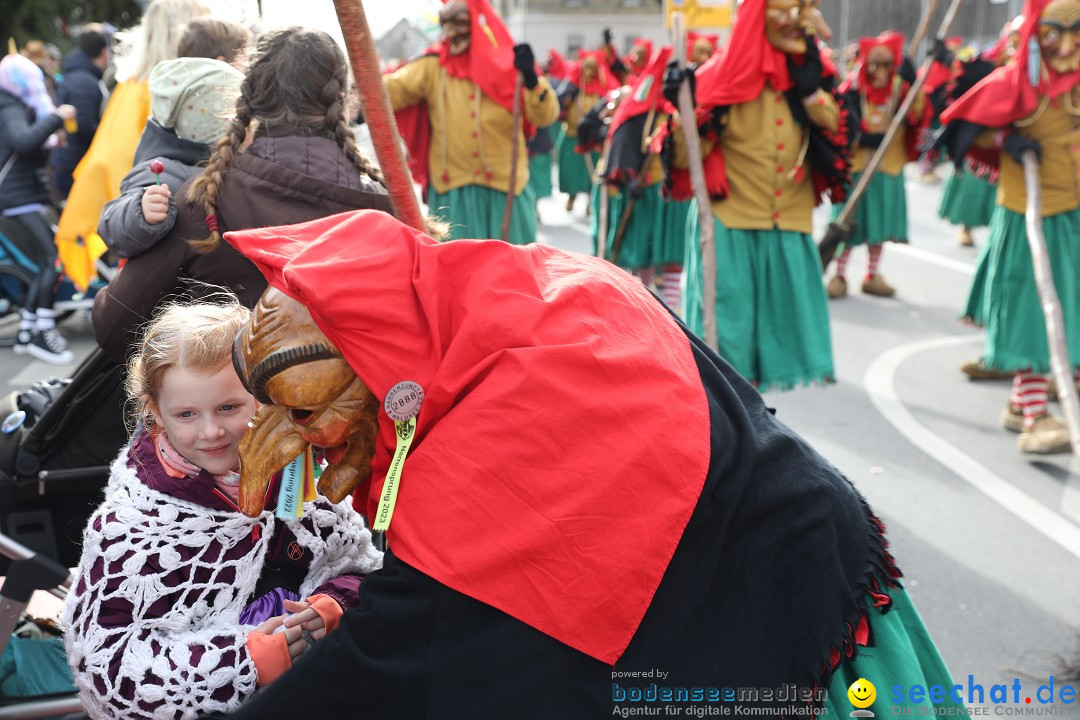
[858,132,885,149]
[931,39,954,67]
[1003,133,1042,165]
[787,36,823,98]
[899,55,917,85]
[602,27,613,46]
[514,43,539,90]
[662,60,695,108]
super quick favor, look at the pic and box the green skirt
[939,167,997,229]
[968,206,1080,373]
[528,153,553,199]
[685,212,835,391]
[591,183,664,269]
[557,131,597,196]
[829,171,909,247]
[427,183,538,245]
[657,199,694,267]
[961,237,994,326]
[825,586,963,716]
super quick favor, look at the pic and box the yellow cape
[55,80,150,290]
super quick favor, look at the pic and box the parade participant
[54,0,211,292]
[91,27,392,364]
[556,51,616,212]
[826,31,928,299]
[385,0,558,244]
[97,57,244,258]
[938,18,1021,248]
[51,26,110,199]
[594,47,673,298]
[526,123,555,222]
[0,53,78,364]
[937,0,1080,454]
[64,300,381,720]
[202,208,957,718]
[662,0,851,391]
[622,37,653,82]
[688,31,720,64]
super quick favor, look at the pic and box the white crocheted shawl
[62,446,383,720]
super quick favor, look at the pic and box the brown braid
[184,27,387,253]
[324,66,385,186]
[186,95,252,252]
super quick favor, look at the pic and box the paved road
[3,164,1078,710]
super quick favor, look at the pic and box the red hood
[839,31,905,106]
[942,0,1080,128]
[609,45,674,138]
[224,209,710,664]
[568,49,621,96]
[434,0,518,114]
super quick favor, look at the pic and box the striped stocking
[1013,372,1048,427]
[835,248,852,279]
[867,244,884,277]
[660,264,682,313]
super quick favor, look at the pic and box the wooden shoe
[1017,414,1072,454]
[826,276,847,299]
[861,274,895,297]
[1000,405,1025,433]
[959,358,1013,380]
[957,227,974,246]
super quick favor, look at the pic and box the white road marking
[890,244,975,276]
[864,335,1080,560]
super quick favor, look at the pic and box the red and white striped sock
[867,244,884,277]
[835,248,852,279]
[1008,373,1023,410]
[660,265,682,313]
[1014,372,1048,427]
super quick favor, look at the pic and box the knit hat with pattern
[149,57,243,144]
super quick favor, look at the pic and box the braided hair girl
[188,27,385,251]
[92,26,396,364]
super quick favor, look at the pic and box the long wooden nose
[238,405,309,517]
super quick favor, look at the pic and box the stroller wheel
[0,262,32,319]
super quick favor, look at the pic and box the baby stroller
[0,531,84,718]
[0,209,113,345]
[0,347,128,574]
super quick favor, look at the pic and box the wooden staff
[1022,151,1080,455]
[818,0,964,270]
[596,139,613,259]
[501,73,524,242]
[672,12,717,348]
[333,0,425,234]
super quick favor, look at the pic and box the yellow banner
[664,0,733,29]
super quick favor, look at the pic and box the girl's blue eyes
[174,405,239,419]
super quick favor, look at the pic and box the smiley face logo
[848,678,877,709]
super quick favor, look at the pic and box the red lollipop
[150,160,165,185]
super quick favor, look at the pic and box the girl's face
[151,363,257,476]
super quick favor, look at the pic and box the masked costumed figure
[826,31,929,299]
[688,31,720,65]
[662,0,851,391]
[938,18,1023,249]
[208,208,957,718]
[591,46,680,308]
[937,0,1080,455]
[386,0,558,244]
[556,52,618,211]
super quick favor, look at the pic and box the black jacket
[0,90,63,210]
[51,48,105,174]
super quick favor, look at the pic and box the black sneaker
[26,328,74,365]
[12,328,32,355]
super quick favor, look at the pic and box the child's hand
[282,599,328,642]
[141,184,171,225]
[253,614,307,661]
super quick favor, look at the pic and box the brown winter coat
[92,134,393,363]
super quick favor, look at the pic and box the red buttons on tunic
[472,151,478,157]
[777,142,785,150]
[776,119,783,126]
[469,94,476,100]
[775,189,783,197]
[773,211,780,220]
[472,132,477,138]
[470,112,476,118]
[474,170,481,176]
[777,165,784,174]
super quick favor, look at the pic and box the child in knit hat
[97,56,243,258]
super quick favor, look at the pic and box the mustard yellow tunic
[385,56,559,198]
